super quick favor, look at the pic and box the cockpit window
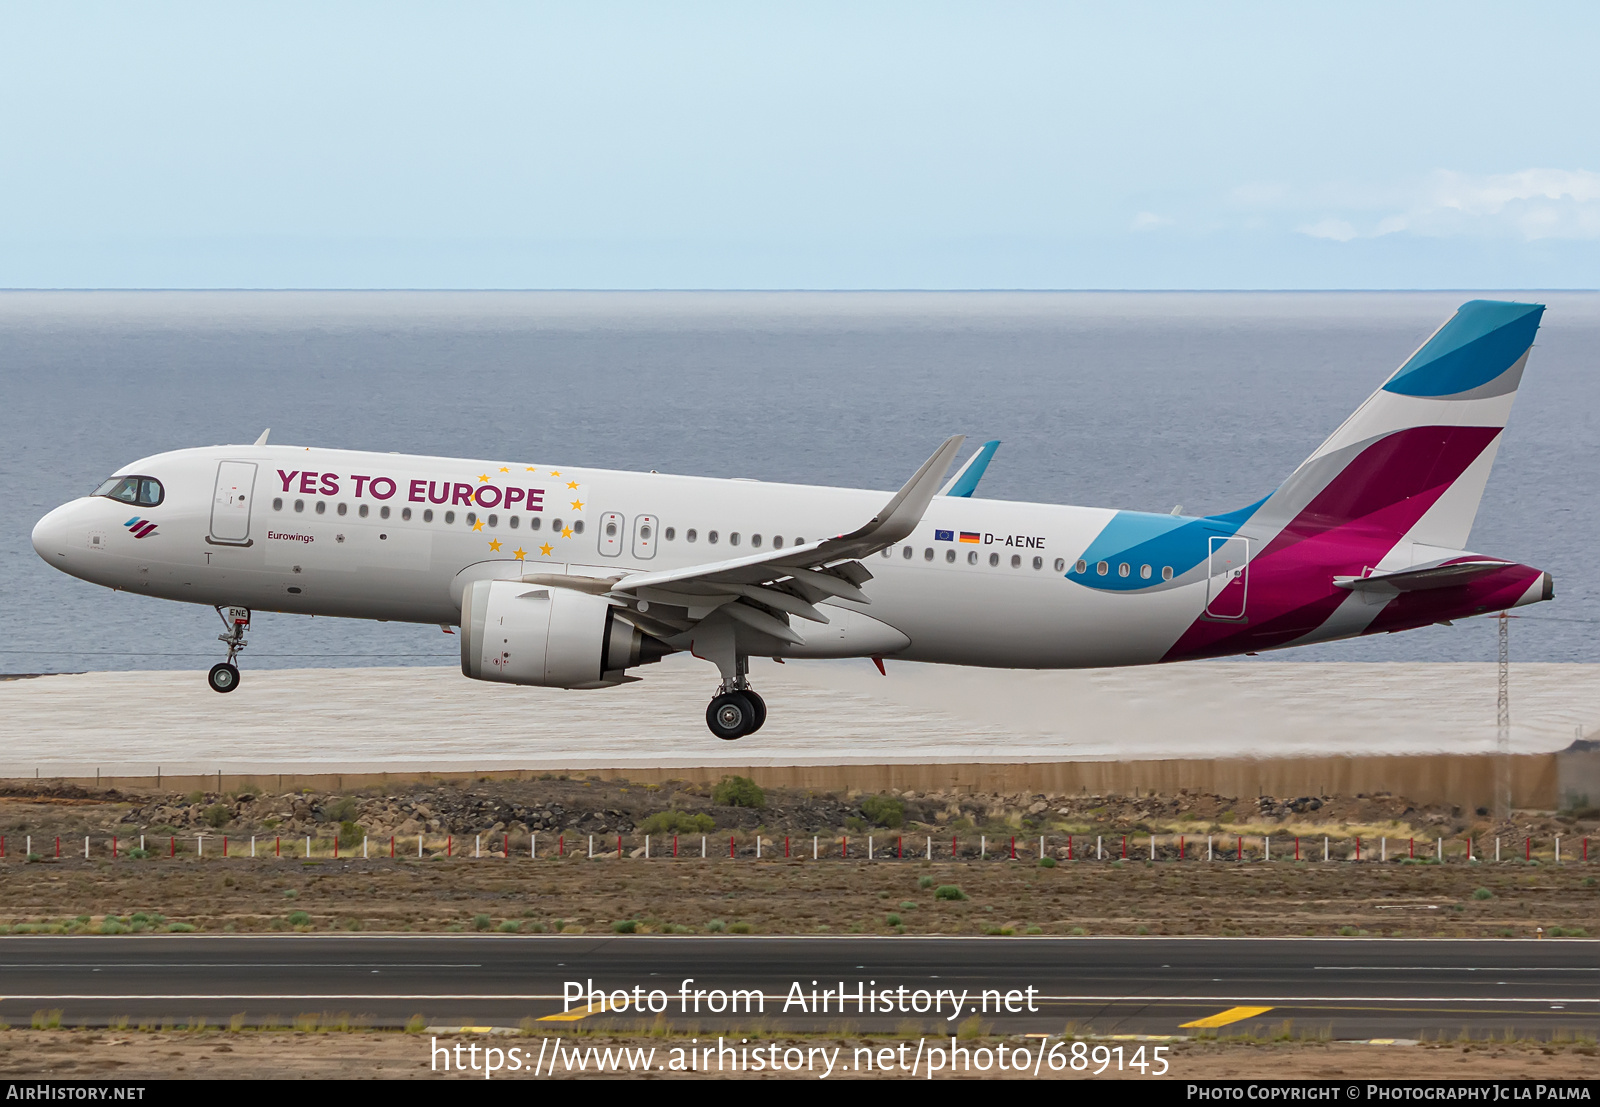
[94,475,164,508]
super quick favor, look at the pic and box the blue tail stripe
[1383,300,1543,398]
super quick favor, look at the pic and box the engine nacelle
[460,579,672,689]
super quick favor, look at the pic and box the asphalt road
[0,936,1594,1039]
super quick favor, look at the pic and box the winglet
[253,428,271,446]
[832,435,965,552]
[940,439,999,497]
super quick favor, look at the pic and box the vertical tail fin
[1251,299,1543,552]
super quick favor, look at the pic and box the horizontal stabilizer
[1333,558,1511,594]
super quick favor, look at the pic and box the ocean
[2,290,1595,674]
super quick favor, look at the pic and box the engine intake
[460,579,672,688]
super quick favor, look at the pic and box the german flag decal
[959,531,981,543]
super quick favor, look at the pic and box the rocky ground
[0,777,1592,938]
[1,776,1593,846]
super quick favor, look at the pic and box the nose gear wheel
[209,605,250,693]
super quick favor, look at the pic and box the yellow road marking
[538,998,609,1022]
[1180,1005,1275,1028]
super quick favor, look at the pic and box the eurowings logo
[124,516,158,539]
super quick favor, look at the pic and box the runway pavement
[0,935,1593,1039]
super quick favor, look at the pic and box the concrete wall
[26,751,1559,809]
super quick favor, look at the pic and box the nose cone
[32,502,77,566]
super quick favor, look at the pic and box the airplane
[32,299,1552,740]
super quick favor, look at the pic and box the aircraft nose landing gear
[208,605,250,693]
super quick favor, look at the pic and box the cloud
[1249,169,1600,242]
[1130,211,1174,231]
[1297,218,1357,242]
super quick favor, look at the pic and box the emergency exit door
[208,461,257,545]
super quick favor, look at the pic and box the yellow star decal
[487,539,501,552]
[548,470,560,477]
[477,474,490,482]
[561,527,573,539]
[525,466,537,472]
[566,480,579,490]
[471,519,485,531]
[498,466,509,473]
[570,499,584,511]
[538,543,553,556]
[512,547,526,559]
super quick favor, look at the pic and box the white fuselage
[33,444,1214,669]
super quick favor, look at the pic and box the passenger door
[208,461,257,546]
[1204,535,1249,620]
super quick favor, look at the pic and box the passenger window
[708,531,719,544]
[400,507,410,521]
[946,549,956,563]
[529,517,541,531]
[445,511,456,524]
[294,500,305,513]
[1011,554,1022,568]
[967,551,978,565]
[793,537,804,545]
[272,497,283,511]
[423,509,434,522]
[380,506,390,519]
[1033,556,1043,570]
[882,548,892,558]
[315,501,326,514]
[1054,558,1065,572]
[488,514,498,528]
[686,529,697,542]
[1075,559,1087,574]
[751,534,762,548]
[729,532,740,546]
[551,518,563,533]
[573,520,584,535]
[772,536,782,548]
[358,504,368,518]
[924,548,934,561]
[902,546,913,559]
[337,503,348,516]
[1096,561,1108,575]
[466,512,477,526]
[1140,564,1152,579]
[664,527,676,541]
[988,552,999,567]
[1162,566,1174,581]
[508,515,517,528]
[1118,563,1130,576]
[605,519,618,538]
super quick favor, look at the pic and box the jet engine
[460,578,672,689]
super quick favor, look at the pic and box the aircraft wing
[590,435,965,643]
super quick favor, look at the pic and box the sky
[1,2,1597,290]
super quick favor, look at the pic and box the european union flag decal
[934,529,954,542]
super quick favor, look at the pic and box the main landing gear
[208,606,250,694]
[706,688,766,740]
